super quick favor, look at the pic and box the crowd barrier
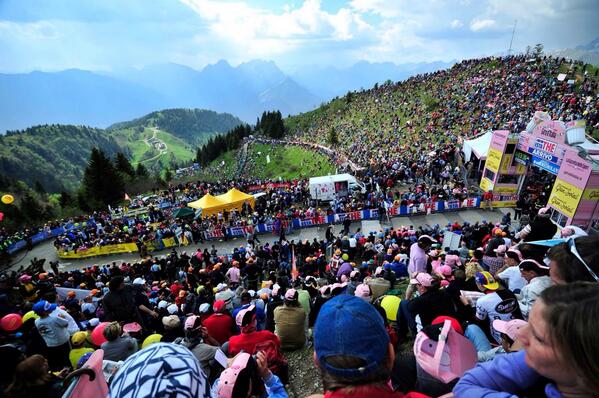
[56,235,193,259]
[201,197,481,241]
[6,220,99,255]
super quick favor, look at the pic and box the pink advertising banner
[490,130,509,151]
[531,120,567,145]
[556,148,592,189]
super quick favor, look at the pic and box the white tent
[462,131,493,162]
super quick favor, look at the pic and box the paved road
[9,208,510,274]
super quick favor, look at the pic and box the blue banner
[531,156,560,175]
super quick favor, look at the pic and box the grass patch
[244,143,336,180]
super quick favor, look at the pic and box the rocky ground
[286,346,323,397]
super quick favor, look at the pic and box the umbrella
[172,207,195,219]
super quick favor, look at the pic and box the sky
[0,0,597,73]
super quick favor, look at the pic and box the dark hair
[519,260,549,276]
[540,283,599,393]
[109,276,124,292]
[5,355,50,396]
[319,355,390,391]
[231,356,264,398]
[547,236,599,283]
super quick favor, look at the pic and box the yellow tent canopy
[217,188,255,206]
[187,193,227,218]
[188,189,254,218]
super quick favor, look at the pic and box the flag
[124,193,131,201]
[291,246,298,281]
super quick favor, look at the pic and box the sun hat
[123,322,142,334]
[314,295,389,378]
[492,319,528,341]
[410,272,434,287]
[32,300,57,315]
[475,271,499,290]
[414,319,477,383]
[109,343,207,398]
[217,353,252,398]
[354,283,372,301]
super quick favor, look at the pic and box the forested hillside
[0,125,124,192]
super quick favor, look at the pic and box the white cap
[89,318,100,327]
[158,300,168,309]
[199,303,211,313]
[216,283,228,292]
[133,277,146,285]
[167,304,179,314]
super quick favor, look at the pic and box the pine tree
[115,152,135,176]
[328,126,339,146]
[80,148,125,210]
[136,163,149,178]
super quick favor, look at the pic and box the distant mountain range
[550,37,599,67]
[0,59,453,133]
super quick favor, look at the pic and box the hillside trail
[141,127,168,164]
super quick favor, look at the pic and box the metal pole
[508,20,517,56]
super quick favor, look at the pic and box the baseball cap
[167,304,179,315]
[374,266,384,277]
[438,265,453,277]
[213,299,226,313]
[271,284,281,296]
[418,235,438,244]
[162,315,181,329]
[123,322,142,333]
[109,343,207,398]
[158,300,168,309]
[32,300,57,315]
[493,319,528,341]
[216,283,228,292]
[217,353,252,398]
[89,318,100,327]
[410,273,434,287]
[133,277,146,285]
[475,271,499,290]
[505,248,523,262]
[71,331,87,346]
[284,288,298,302]
[493,245,507,255]
[67,291,76,298]
[445,254,461,267]
[354,283,372,301]
[235,305,256,328]
[184,315,202,331]
[350,270,360,279]
[314,295,389,378]
[199,303,210,314]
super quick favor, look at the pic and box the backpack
[254,339,289,384]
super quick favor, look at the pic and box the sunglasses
[567,238,599,282]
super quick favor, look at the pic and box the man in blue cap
[312,294,402,397]
[33,299,70,370]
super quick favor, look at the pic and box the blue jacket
[454,351,563,398]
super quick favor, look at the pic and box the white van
[309,174,366,202]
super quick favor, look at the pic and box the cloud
[450,19,463,29]
[470,18,496,32]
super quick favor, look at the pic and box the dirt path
[141,127,168,164]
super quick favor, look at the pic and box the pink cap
[445,254,461,267]
[350,270,360,279]
[374,266,384,276]
[319,285,331,296]
[271,284,281,296]
[439,265,453,276]
[217,353,251,398]
[122,322,142,333]
[414,320,477,384]
[284,288,298,301]
[492,319,528,340]
[493,245,507,255]
[184,315,201,331]
[354,284,372,300]
[235,304,256,328]
[410,273,434,287]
